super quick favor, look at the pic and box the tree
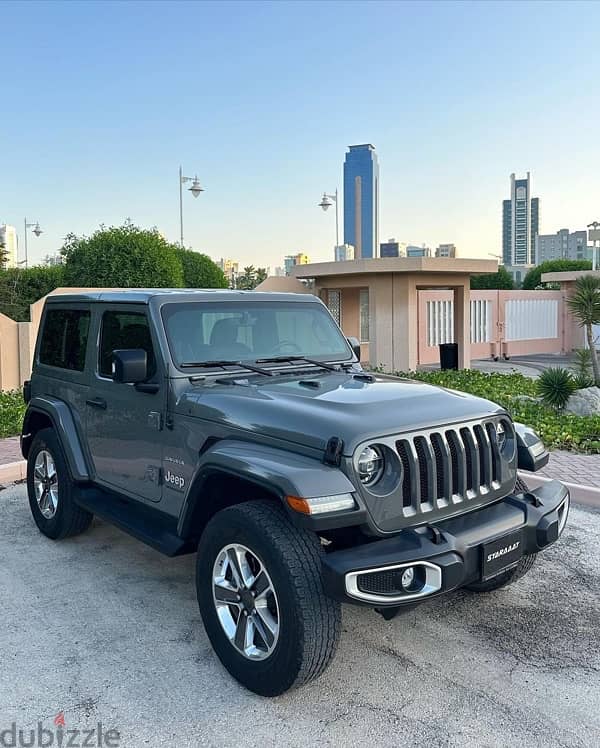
[470,266,514,290]
[567,275,600,386]
[176,248,228,288]
[523,259,592,290]
[62,222,184,288]
[236,266,268,290]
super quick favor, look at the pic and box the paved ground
[0,435,21,464]
[1,484,598,747]
[537,450,600,489]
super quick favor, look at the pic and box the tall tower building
[0,224,18,269]
[502,172,539,267]
[343,144,379,259]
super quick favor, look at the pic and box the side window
[39,309,91,371]
[99,311,157,379]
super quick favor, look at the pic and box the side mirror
[347,336,361,362]
[113,349,148,384]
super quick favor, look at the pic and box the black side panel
[75,486,195,557]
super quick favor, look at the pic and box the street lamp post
[179,166,204,247]
[23,218,43,268]
[588,221,600,271]
[318,190,339,248]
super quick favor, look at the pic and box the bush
[522,259,592,290]
[0,265,65,321]
[470,266,514,290]
[391,369,600,453]
[176,248,228,288]
[62,222,184,288]
[536,368,576,409]
[0,390,26,438]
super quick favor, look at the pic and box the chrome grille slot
[485,421,501,483]
[391,418,504,520]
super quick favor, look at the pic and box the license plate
[481,530,524,580]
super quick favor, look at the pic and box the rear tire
[196,500,341,696]
[465,476,537,592]
[27,428,93,540]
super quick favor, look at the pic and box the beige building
[0,224,18,268]
[292,257,497,371]
[435,243,456,258]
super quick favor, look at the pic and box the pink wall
[417,289,569,365]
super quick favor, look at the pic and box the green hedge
[394,369,600,454]
[0,390,26,438]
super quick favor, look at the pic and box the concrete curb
[518,470,600,509]
[0,460,26,485]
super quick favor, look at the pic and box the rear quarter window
[39,308,91,372]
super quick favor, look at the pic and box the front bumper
[322,480,569,607]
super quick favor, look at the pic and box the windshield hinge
[324,437,344,467]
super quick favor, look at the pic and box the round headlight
[357,445,384,486]
[496,418,516,460]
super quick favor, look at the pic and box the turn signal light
[286,493,356,515]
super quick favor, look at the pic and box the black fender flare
[21,396,90,482]
[177,440,357,537]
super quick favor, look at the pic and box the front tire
[196,500,341,696]
[465,476,537,592]
[27,428,93,540]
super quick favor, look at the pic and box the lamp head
[319,193,333,211]
[189,177,204,198]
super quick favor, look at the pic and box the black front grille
[395,420,502,516]
[356,569,407,596]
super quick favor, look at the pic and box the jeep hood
[176,373,505,455]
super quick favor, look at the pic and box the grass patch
[0,390,26,438]
[392,369,600,454]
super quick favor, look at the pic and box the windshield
[161,301,352,367]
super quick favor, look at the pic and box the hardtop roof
[44,289,319,305]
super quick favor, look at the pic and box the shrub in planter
[536,368,576,409]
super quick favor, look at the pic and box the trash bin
[439,342,458,370]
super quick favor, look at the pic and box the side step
[75,487,195,557]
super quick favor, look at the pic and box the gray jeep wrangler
[21,290,569,696]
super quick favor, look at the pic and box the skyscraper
[343,144,379,259]
[502,172,539,267]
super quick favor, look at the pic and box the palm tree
[237,265,256,290]
[567,275,600,386]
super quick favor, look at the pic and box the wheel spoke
[34,466,45,480]
[252,609,276,649]
[40,489,50,515]
[48,490,58,512]
[251,570,271,599]
[213,583,240,605]
[234,612,250,651]
[226,548,245,589]
[42,451,48,478]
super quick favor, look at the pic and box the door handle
[86,397,107,410]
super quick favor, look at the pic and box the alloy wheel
[34,450,59,519]
[212,543,280,660]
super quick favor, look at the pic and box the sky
[1,0,599,268]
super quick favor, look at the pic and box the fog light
[401,567,415,590]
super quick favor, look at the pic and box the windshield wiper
[180,360,275,376]
[255,355,342,372]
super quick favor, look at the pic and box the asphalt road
[1,484,598,747]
